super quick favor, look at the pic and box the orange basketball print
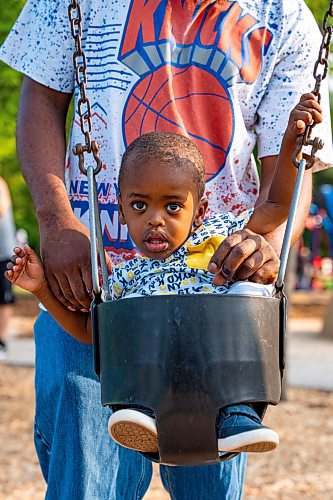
[123,65,234,182]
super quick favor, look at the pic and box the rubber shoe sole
[218,428,279,453]
[108,409,158,453]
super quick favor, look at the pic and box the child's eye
[167,203,181,213]
[131,201,147,211]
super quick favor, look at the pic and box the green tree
[305,0,330,24]
[0,0,38,248]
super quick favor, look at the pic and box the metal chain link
[68,0,102,175]
[293,0,333,169]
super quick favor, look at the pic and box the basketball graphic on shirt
[123,65,234,182]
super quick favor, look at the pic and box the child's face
[118,158,207,260]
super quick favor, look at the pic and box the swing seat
[92,293,284,466]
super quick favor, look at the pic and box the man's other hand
[40,215,95,311]
[208,228,280,286]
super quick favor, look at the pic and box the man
[1,0,332,498]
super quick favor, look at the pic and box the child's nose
[147,212,165,227]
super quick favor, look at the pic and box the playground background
[1,1,333,499]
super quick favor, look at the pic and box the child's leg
[217,405,279,453]
[108,405,158,452]
[219,281,278,453]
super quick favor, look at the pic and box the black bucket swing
[68,0,332,466]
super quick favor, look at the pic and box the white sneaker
[217,405,279,453]
[218,428,279,453]
[108,409,158,453]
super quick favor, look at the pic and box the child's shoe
[217,405,279,453]
[108,409,158,452]
[108,404,279,455]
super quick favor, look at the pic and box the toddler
[6,93,321,455]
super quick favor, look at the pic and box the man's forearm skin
[16,77,73,223]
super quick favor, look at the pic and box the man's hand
[40,214,93,311]
[208,229,280,286]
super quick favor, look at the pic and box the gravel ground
[1,293,332,499]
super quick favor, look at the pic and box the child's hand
[5,244,46,294]
[287,93,322,139]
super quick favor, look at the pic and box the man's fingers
[69,276,91,312]
[221,236,261,276]
[48,274,77,309]
[208,230,248,274]
[249,260,279,284]
[234,250,266,281]
[57,274,90,310]
[81,266,93,300]
[211,233,262,285]
[209,228,280,286]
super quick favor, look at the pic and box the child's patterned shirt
[108,210,252,299]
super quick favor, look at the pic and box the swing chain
[292,0,333,169]
[68,0,102,175]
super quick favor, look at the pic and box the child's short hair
[119,132,206,199]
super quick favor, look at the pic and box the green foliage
[0,0,332,251]
[304,0,331,24]
[0,0,39,248]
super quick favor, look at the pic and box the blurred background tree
[306,0,330,23]
[0,0,37,247]
[0,0,332,250]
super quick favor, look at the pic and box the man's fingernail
[208,263,217,273]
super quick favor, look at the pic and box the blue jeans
[34,311,246,499]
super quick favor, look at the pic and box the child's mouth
[144,232,168,253]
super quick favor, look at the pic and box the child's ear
[193,198,208,228]
[117,195,126,225]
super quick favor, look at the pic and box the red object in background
[312,257,322,269]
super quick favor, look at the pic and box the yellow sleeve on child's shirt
[185,235,225,271]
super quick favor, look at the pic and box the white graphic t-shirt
[109,210,257,298]
[1,0,332,263]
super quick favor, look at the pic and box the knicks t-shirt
[1,0,332,263]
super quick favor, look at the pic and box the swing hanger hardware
[292,0,333,170]
[73,141,102,176]
[68,0,102,176]
[68,0,109,300]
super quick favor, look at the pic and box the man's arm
[17,76,93,310]
[208,154,312,285]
